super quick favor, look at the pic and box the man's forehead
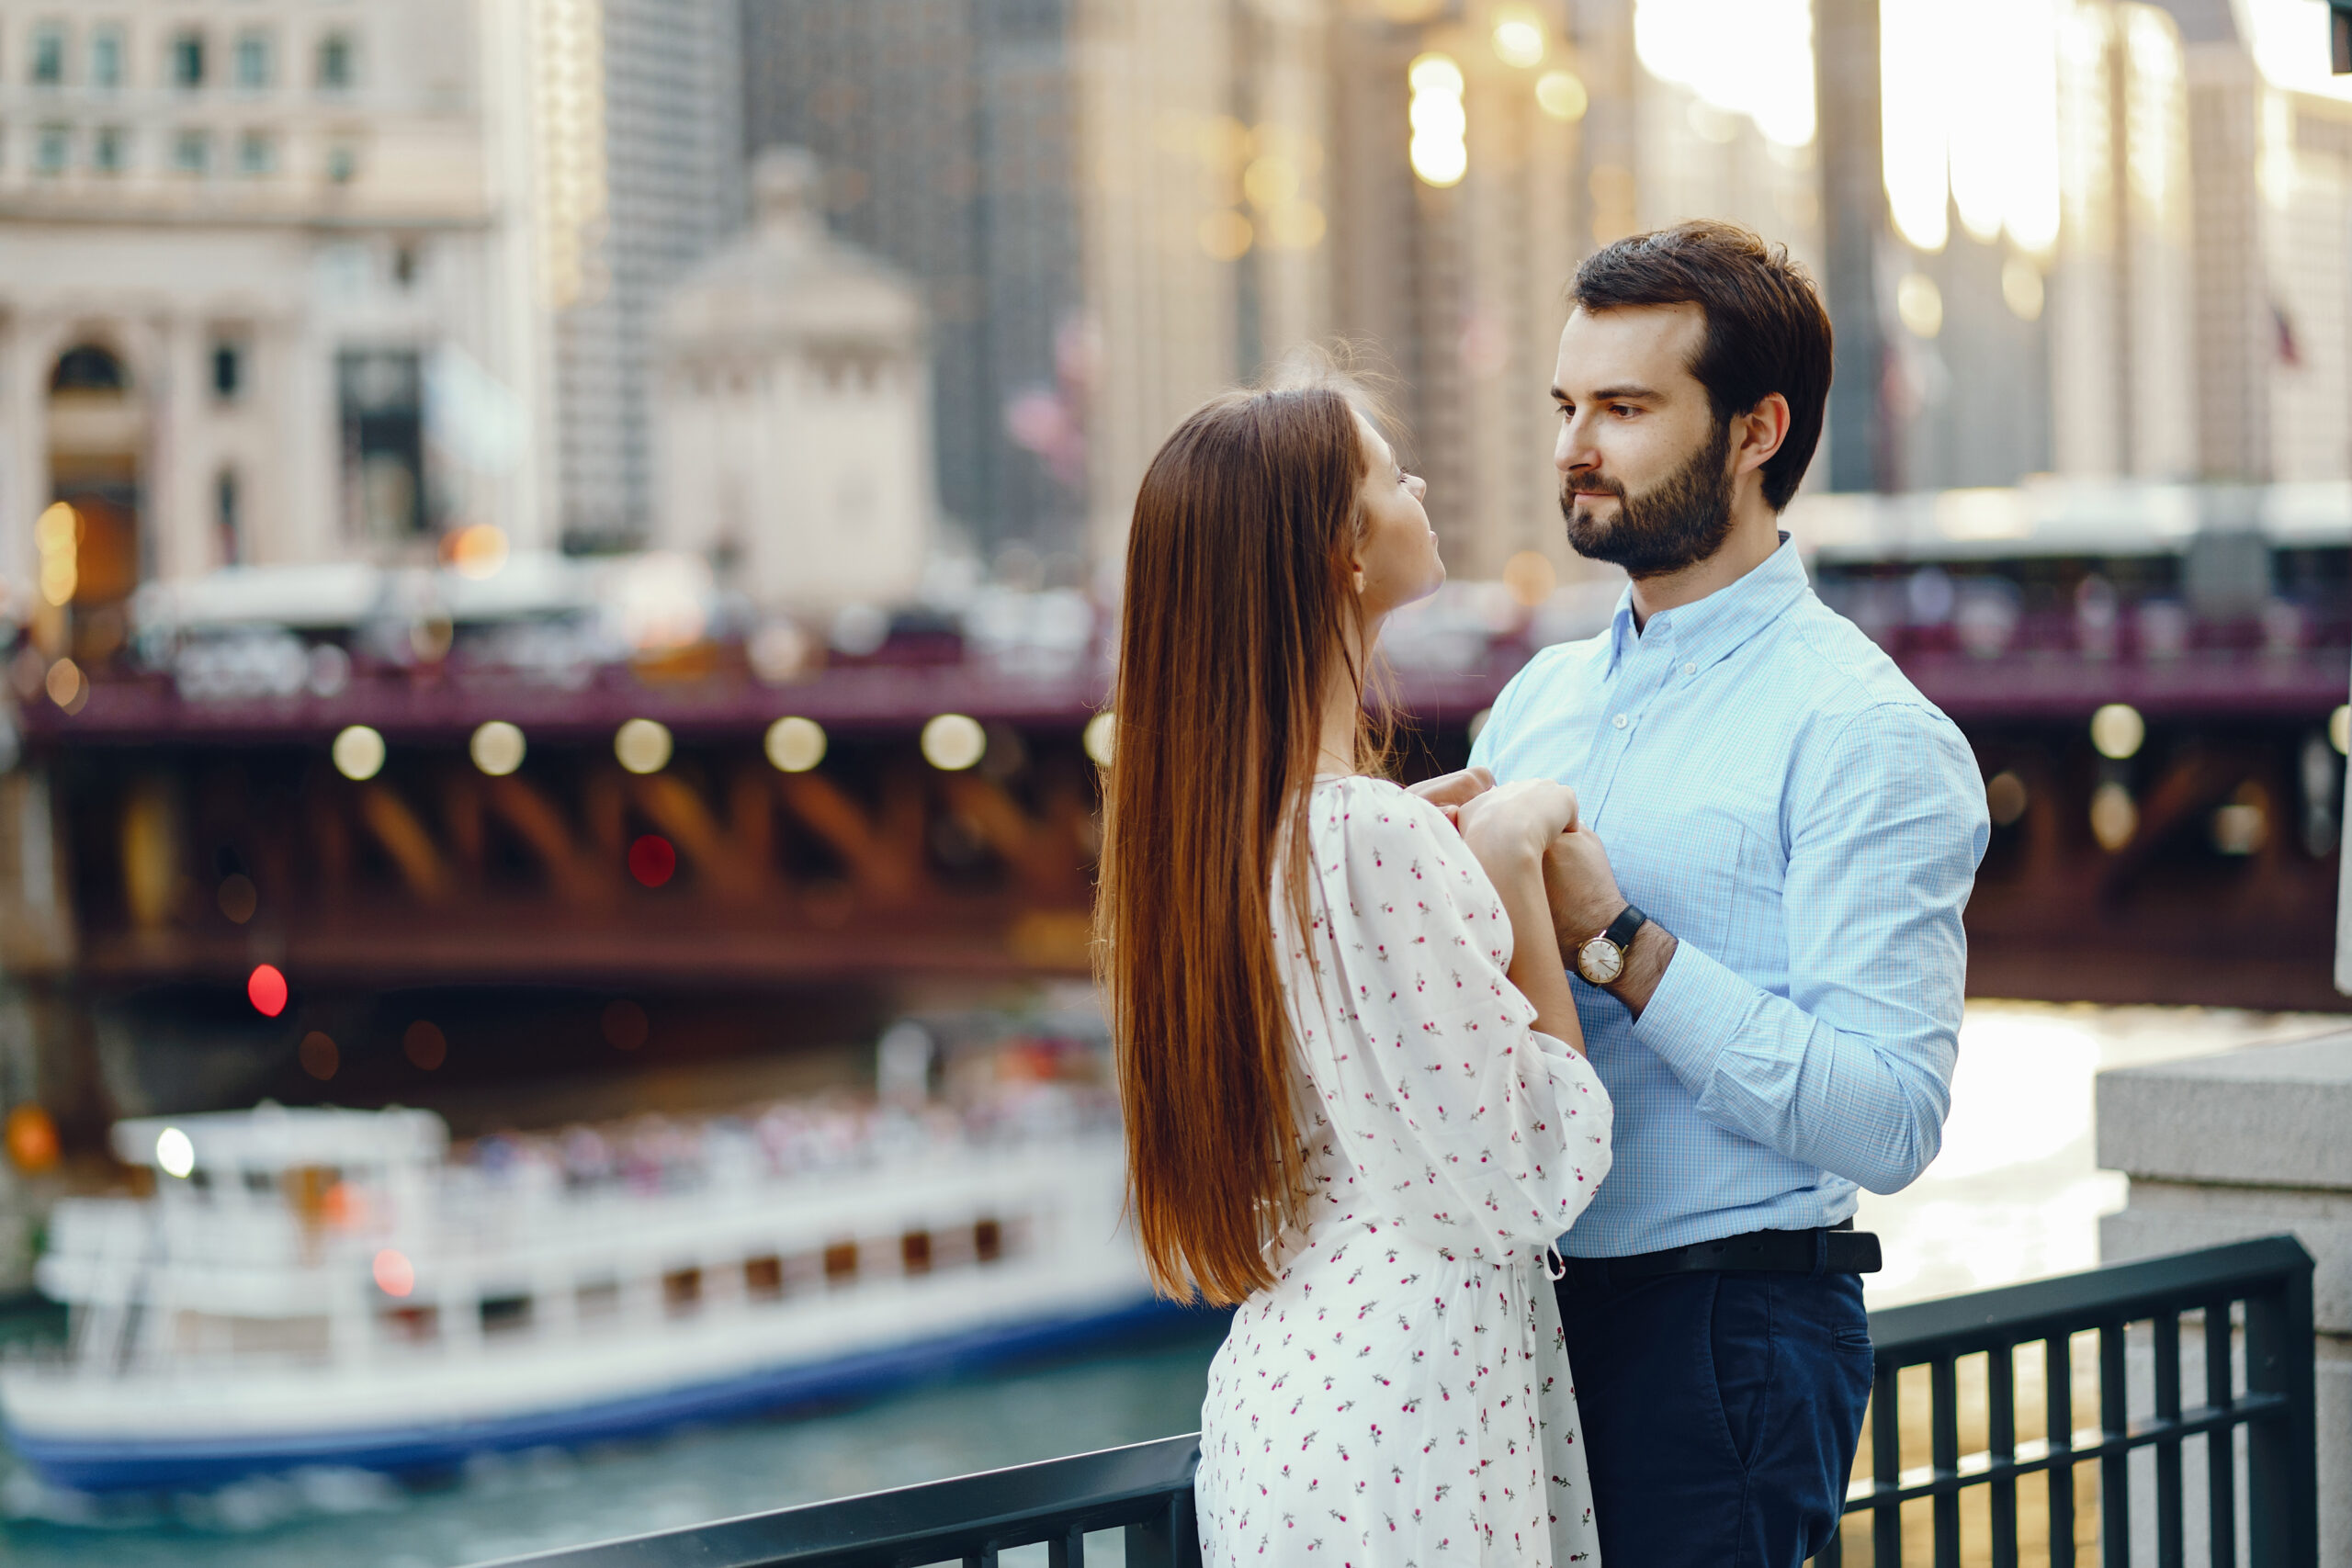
[1555,302,1706,389]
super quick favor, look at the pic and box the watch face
[1577,936,1624,985]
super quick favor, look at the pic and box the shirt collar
[1606,533,1806,675]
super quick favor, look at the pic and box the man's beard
[1560,420,1736,579]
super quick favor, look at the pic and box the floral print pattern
[1196,777,1614,1565]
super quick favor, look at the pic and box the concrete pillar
[2098,1031,2352,1562]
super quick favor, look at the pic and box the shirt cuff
[1628,935,1754,1098]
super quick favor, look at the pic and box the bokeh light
[300,1031,339,1081]
[2090,703,2145,761]
[1535,70,1589,122]
[1408,53,1467,188]
[373,1248,415,1297]
[5,1104,60,1175]
[628,835,678,887]
[2089,781,2139,851]
[1083,711,1116,768]
[471,720,527,776]
[447,523,510,580]
[403,1021,447,1070]
[218,874,258,924]
[921,714,987,772]
[1502,550,1557,607]
[247,964,288,1018]
[1490,6,1546,68]
[2330,705,2347,756]
[44,658,85,712]
[155,1126,195,1179]
[1895,273,1944,338]
[333,725,387,781]
[615,717,673,774]
[1634,0,1815,147]
[1985,771,2030,828]
[35,502,78,607]
[764,716,827,773]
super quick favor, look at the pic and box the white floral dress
[1195,777,1614,1565]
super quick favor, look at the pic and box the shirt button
[1683,661,1697,676]
[1611,713,1629,729]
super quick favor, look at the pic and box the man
[1421,221,1989,1562]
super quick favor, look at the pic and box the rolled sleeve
[1627,702,1989,1195]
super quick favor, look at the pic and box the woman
[1098,378,1613,1564]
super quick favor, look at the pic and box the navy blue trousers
[1555,1269,1874,1566]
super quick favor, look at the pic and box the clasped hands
[1413,766,1671,1014]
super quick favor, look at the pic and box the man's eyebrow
[1550,383,1663,402]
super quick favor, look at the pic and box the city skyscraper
[742,0,1086,563]
[537,0,744,547]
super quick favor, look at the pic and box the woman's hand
[1455,779,1579,871]
[1408,766,1493,833]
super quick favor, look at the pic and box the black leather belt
[1559,1222,1882,1292]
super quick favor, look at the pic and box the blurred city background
[0,0,2347,1562]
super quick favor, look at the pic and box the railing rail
[1824,1233,2317,1567]
[472,1236,2317,1568]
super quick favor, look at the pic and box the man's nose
[1555,413,1598,475]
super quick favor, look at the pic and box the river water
[0,1000,2336,1567]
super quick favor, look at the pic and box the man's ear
[1734,393,1791,477]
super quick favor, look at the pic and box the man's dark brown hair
[1568,220,1832,511]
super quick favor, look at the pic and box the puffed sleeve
[1289,779,1612,1263]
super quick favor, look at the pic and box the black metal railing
[1823,1233,2315,1567]
[476,1236,2316,1568]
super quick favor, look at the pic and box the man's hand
[1408,766,1494,832]
[1544,825,1677,1018]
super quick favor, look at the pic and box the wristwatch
[1574,904,1649,986]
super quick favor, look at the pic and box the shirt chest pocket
[1608,805,1780,971]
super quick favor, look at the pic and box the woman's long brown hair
[1096,381,1386,1305]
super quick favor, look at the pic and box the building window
[91,27,123,89]
[35,124,70,175]
[32,25,66,85]
[92,126,126,174]
[317,32,354,92]
[237,130,277,176]
[216,469,242,568]
[324,141,358,184]
[173,129,209,175]
[234,31,271,91]
[171,30,205,90]
[337,350,425,540]
[211,342,244,400]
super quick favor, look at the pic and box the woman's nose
[1408,472,1427,501]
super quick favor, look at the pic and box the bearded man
[1419,221,1990,1565]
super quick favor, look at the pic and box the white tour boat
[2,1021,1178,1492]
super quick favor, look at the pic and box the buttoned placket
[1581,615,1682,825]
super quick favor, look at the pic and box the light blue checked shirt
[1470,538,1989,1258]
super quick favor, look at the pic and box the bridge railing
[473,1236,2316,1568]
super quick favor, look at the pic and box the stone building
[654,149,933,611]
[0,0,548,639]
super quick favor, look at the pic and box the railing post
[2245,1261,2318,1568]
[2203,1301,2236,1568]
[1125,1483,1200,1568]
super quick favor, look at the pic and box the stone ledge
[2100,1183,2352,1333]
[2094,1032,2352,1190]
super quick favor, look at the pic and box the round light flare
[1535,70,1589,121]
[2089,703,2145,761]
[1895,273,1944,338]
[1491,6,1546,68]
[614,717,673,775]
[35,502,79,607]
[469,720,526,777]
[921,714,987,773]
[1408,51,1464,96]
[764,716,827,773]
[44,658,85,713]
[1408,51,1469,188]
[2001,257,2045,322]
[447,523,509,581]
[2330,705,2347,757]
[1502,550,1557,608]
[247,964,289,1018]
[628,835,678,888]
[5,1104,60,1175]
[1197,209,1253,262]
[1985,770,2030,828]
[155,1126,196,1180]
[372,1247,416,1298]
[333,725,387,782]
[1083,711,1116,768]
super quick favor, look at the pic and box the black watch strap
[1601,903,1648,950]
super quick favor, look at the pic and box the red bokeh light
[247,964,288,1017]
[628,835,677,887]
